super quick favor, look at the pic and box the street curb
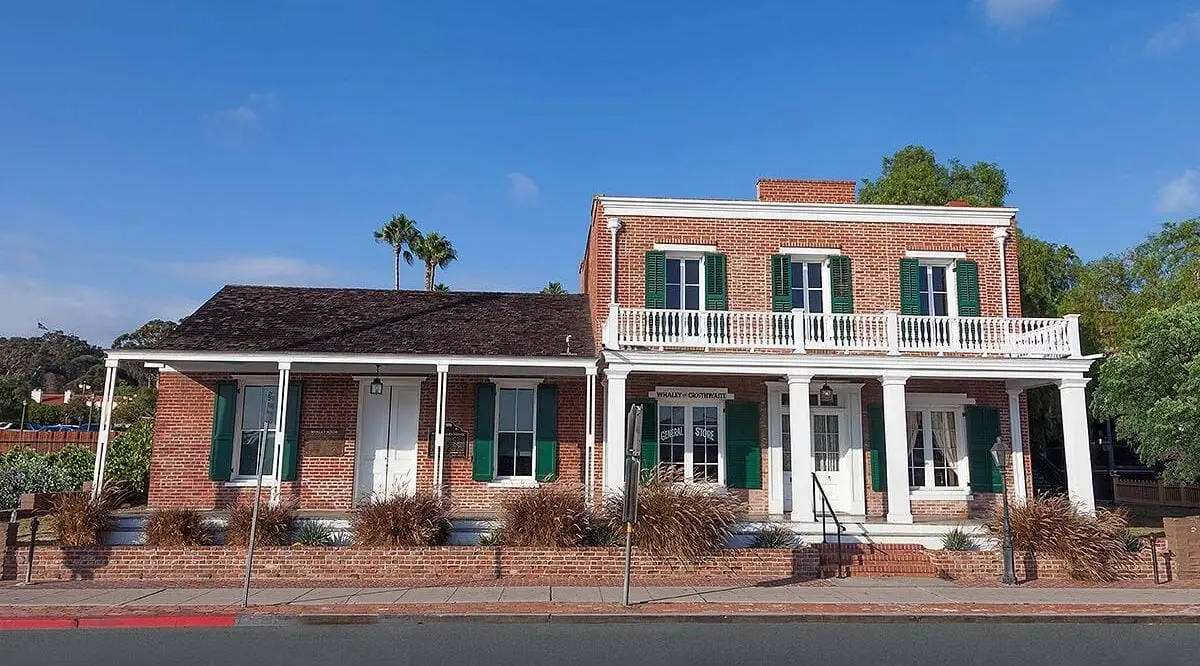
[0,615,238,631]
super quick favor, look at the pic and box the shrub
[48,446,96,491]
[603,476,741,560]
[941,526,977,551]
[49,486,122,546]
[145,508,213,547]
[351,493,450,547]
[105,421,153,496]
[750,524,798,549]
[0,447,72,510]
[984,493,1136,581]
[497,485,591,547]
[477,530,504,547]
[292,520,335,546]
[225,502,295,547]
[582,521,622,547]
[1123,531,1143,553]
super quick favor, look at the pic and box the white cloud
[983,0,1059,27]
[0,274,197,346]
[1157,170,1200,215]
[506,172,539,200]
[158,255,337,286]
[1146,11,1200,56]
[206,92,279,143]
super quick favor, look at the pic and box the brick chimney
[756,179,857,204]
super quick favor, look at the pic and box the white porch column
[432,364,449,495]
[602,368,630,495]
[1005,385,1029,504]
[881,374,912,524]
[1059,376,1096,513]
[766,385,785,516]
[269,362,292,506]
[584,367,598,506]
[787,374,814,521]
[89,359,119,498]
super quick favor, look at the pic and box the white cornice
[105,349,599,370]
[598,196,1017,227]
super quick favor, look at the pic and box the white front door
[355,382,420,503]
[780,405,851,515]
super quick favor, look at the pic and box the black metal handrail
[811,473,847,579]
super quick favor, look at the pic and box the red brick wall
[756,178,857,204]
[148,372,589,515]
[928,538,1166,582]
[3,545,819,584]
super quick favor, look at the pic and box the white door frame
[766,381,866,517]
[352,376,425,505]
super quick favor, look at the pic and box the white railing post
[791,308,806,354]
[1063,314,1082,357]
[885,311,900,356]
[604,303,620,349]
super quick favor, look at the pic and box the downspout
[604,217,622,348]
[993,226,1010,318]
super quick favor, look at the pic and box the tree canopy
[1094,302,1200,483]
[858,145,1009,207]
[540,281,567,294]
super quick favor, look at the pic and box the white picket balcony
[605,305,1081,358]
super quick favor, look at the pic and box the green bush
[941,526,977,551]
[292,520,336,546]
[48,446,96,491]
[0,447,72,510]
[750,524,798,549]
[105,421,153,495]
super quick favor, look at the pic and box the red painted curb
[76,615,238,629]
[0,618,80,630]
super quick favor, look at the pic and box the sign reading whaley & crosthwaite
[651,387,734,401]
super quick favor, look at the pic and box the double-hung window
[789,260,826,313]
[918,264,952,317]
[234,384,278,479]
[907,407,967,490]
[665,256,703,311]
[495,386,536,479]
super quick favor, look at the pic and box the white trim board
[653,243,718,253]
[599,197,1017,227]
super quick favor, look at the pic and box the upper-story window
[917,264,952,317]
[665,256,703,311]
[789,260,825,313]
[772,250,851,315]
[901,253,979,319]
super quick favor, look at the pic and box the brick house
[92,178,1098,543]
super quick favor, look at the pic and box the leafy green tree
[106,420,154,495]
[0,375,28,421]
[0,330,102,392]
[410,232,457,291]
[858,145,1009,207]
[373,213,422,290]
[112,319,179,350]
[1094,302,1200,483]
[541,281,567,294]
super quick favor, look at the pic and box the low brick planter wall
[2,546,820,583]
[928,538,1168,582]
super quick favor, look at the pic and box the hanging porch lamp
[818,382,836,406]
[370,365,384,395]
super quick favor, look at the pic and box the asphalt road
[3,620,1199,666]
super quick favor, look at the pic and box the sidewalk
[2,578,1199,621]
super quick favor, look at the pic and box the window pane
[239,431,275,476]
[658,406,686,477]
[684,259,700,284]
[498,389,516,431]
[932,292,948,317]
[515,389,534,431]
[792,287,805,310]
[907,411,925,487]
[814,414,839,472]
[666,258,680,284]
[242,386,276,430]
[931,266,946,292]
[807,262,822,288]
[515,433,534,477]
[684,285,699,310]
[666,284,681,309]
[808,288,823,313]
[781,414,791,472]
[497,432,516,477]
[930,411,959,487]
[918,267,931,316]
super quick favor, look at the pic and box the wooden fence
[0,430,99,455]
[1113,476,1200,509]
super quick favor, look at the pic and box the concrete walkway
[2,578,1198,608]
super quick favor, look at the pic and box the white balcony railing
[607,306,1080,358]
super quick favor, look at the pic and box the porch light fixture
[818,383,836,406]
[370,365,384,395]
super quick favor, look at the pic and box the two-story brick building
[91,178,1098,545]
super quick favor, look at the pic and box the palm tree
[374,214,421,290]
[411,233,458,291]
[541,281,567,294]
[433,283,450,292]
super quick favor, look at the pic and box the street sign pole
[621,405,643,607]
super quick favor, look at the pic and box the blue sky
[2,0,1199,345]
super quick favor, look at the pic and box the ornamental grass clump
[750,524,798,549]
[497,484,592,547]
[145,508,214,547]
[49,486,123,547]
[984,493,1136,582]
[351,492,450,547]
[940,525,977,551]
[292,520,336,547]
[603,471,742,560]
[225,502,295,547]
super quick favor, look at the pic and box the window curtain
[906,411,921,457]
[930,411,958,464]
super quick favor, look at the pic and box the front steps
[815,542,941,578]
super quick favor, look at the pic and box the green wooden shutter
[703,253,727,310]
[725,402,761,489]
[966,405,1003,493]
[627,400,658,478]
[208,381,238,481]
[534,384,558,482]
[770,254,792,312]
[867,404,886,491]
[830,255,854,314]
[279,381,302,482]
[645,251,666,308]
[955,260,981,317]
[472,383,496,482]
[899,258,921,315]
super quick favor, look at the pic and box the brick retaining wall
[927,538,1168,582]
[2,546,820,583]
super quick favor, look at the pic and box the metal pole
[19,400,27,431]
[1001,476,1017,585]
[241,421,269,609]
[621,405,642,607]
[22,517,39,585]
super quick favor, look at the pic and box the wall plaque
[427,423,471,458]
[301,429,346,457]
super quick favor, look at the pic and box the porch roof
[146,285,597,358]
